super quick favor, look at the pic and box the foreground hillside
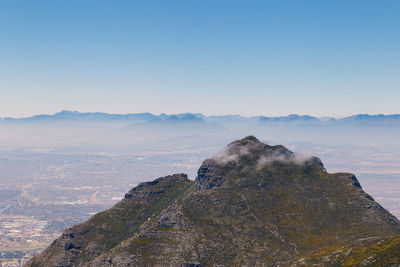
[27,136,400,266]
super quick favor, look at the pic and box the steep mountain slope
[27,136,400,266]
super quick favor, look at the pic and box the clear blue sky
[1,0,399,117]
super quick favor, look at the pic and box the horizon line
[1,110,400,120]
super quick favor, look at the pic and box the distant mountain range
[2,110,400,127]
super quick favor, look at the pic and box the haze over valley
[1,111,400,264]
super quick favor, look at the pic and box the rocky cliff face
[27,136,400,266]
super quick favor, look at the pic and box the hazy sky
[1,0,399,118]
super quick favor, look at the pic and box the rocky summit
[27,136,400,266]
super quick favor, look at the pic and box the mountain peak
[197,136,324,190]
[211,136,303,167]
[229,135,260,145]
[27,137,400,267]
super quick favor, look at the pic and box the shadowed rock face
[27,136,400,266]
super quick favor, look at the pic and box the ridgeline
[27,136,400,266]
